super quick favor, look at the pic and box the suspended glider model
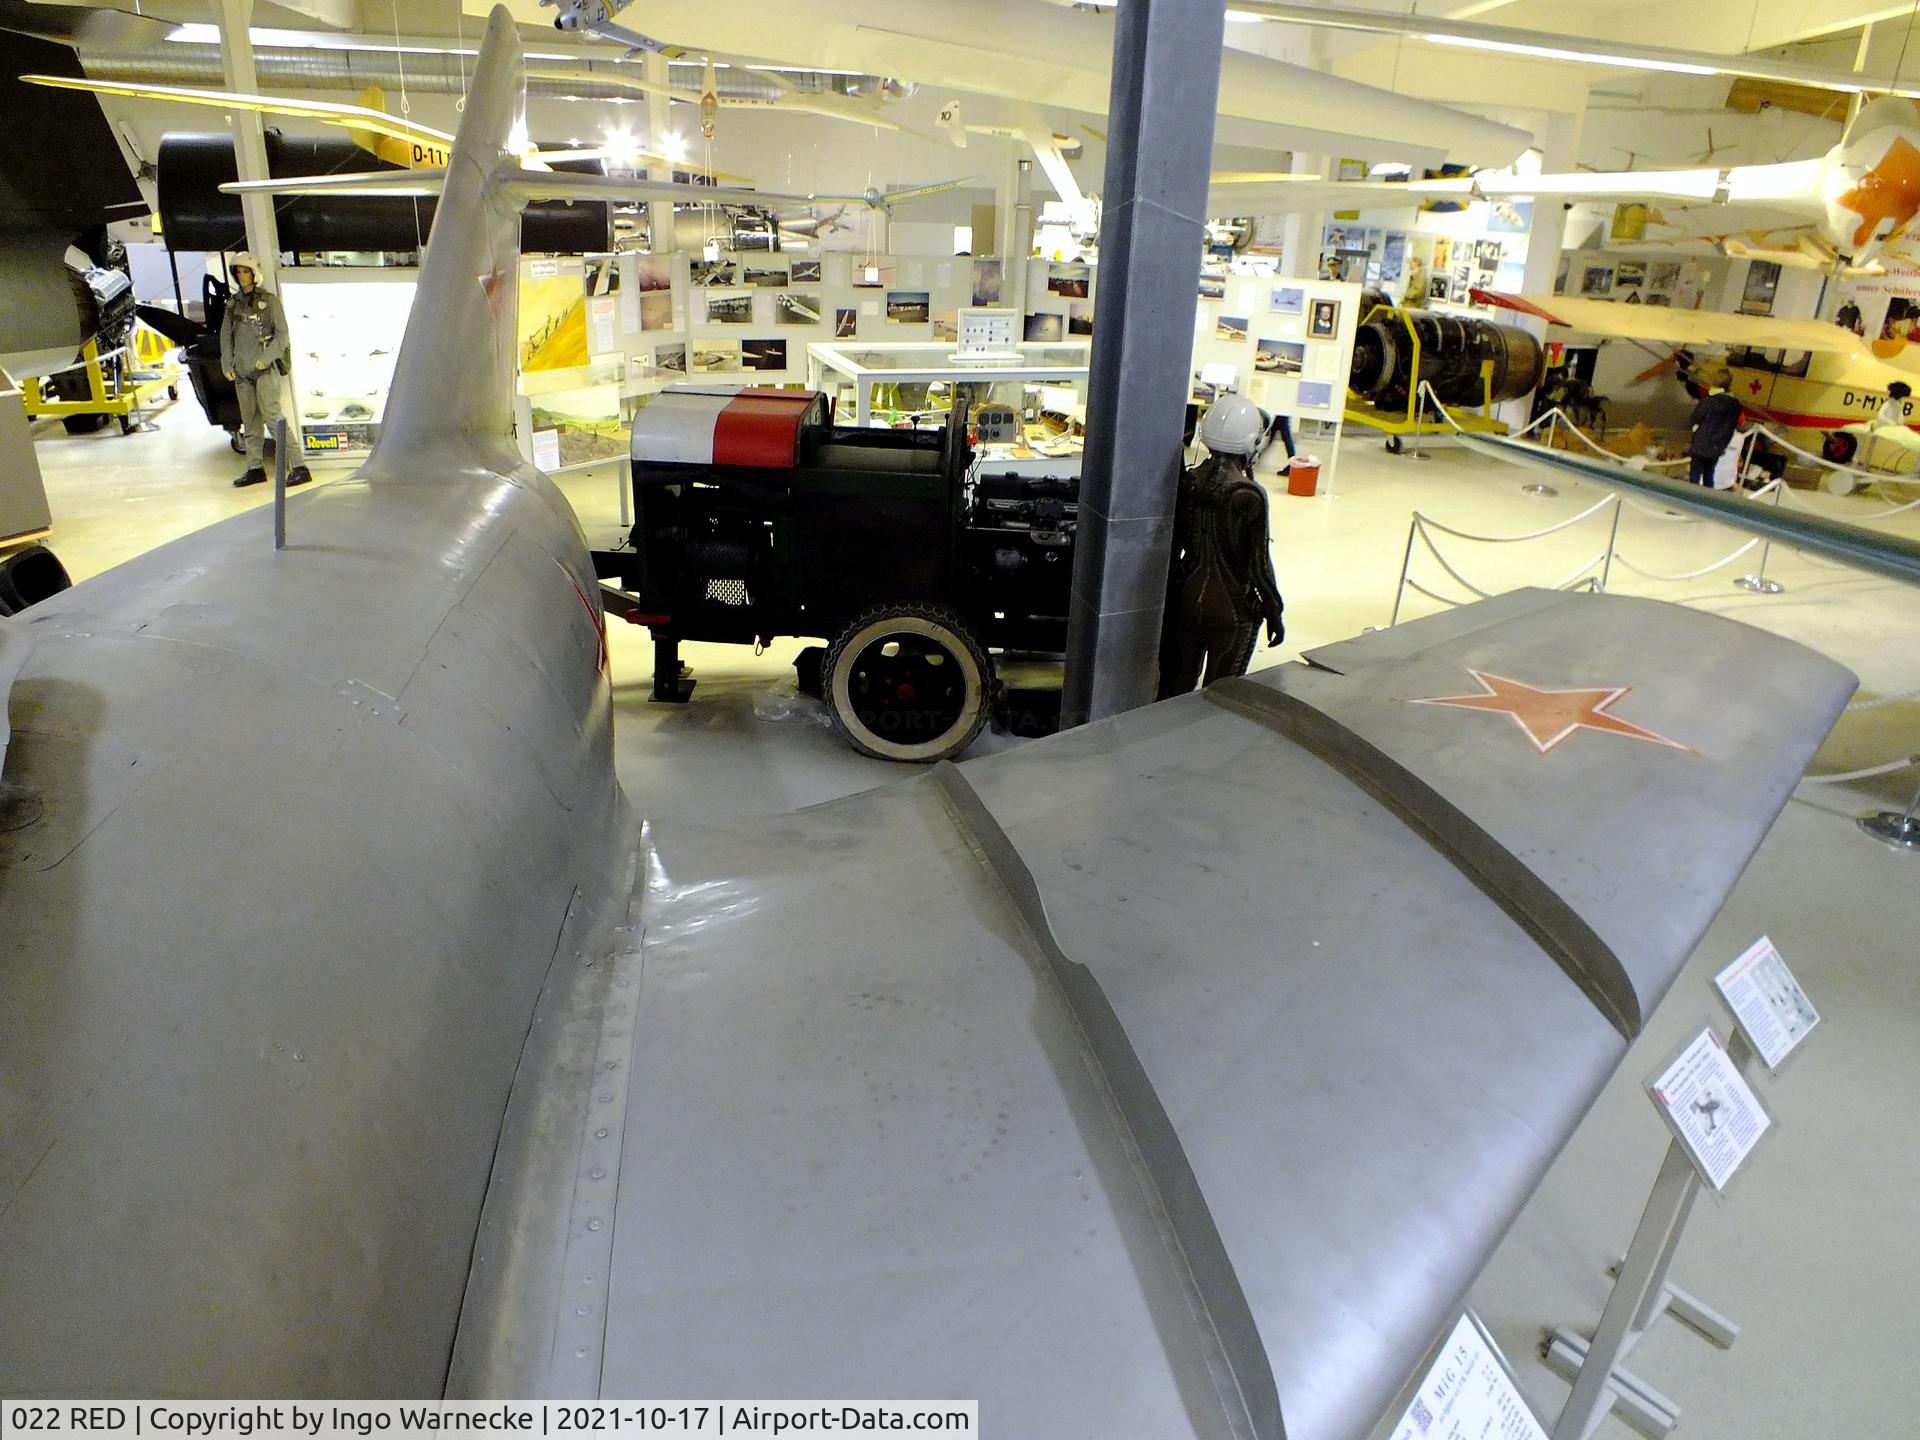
[0,11,1858,1437]
[521,0,1533,165]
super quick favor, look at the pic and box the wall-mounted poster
[1616,261,1647,289]
[638,291,674,331]
[1025,312,1065,342]
[1216,314,1249,342]
[1579,265,1615,297]
[1068,302,1093,336]
[1255,339,1304,375]
[789,259,823,284]
[886,290,931,323]
[652,341,686,375]
[834,308,857,337]
[690,259,735,288]
[1270,285,1304,315]
[1488,198,1533,234]
[1473,239,1503,267]
[1308,298,1340,338]
[774,293,822,325]
[1047,261,1091,298]
[1381,234,1406,282]
[744,263,788,288]
[1297,380,1334,410]
[971,257,1004,306]
[742,338,788,371]
[707,294,754,324]
[1740,259,1782,315]
[691,342,739,373]
[852,256,897,288]
[633,255,673,292]
[1199,274,1226,300]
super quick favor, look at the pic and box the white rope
[1411,522,1495,599]
[1412,495,1617,543]
[1611,537,1760,581]
[1846,686,1920,711]
[1404,577,1468,609]
[1798,754,1920,783]
[1550,553,1607,589]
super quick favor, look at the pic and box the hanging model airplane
[1212,96,1920,270]
[0,11,1861,1437]
[503,0,1534,166]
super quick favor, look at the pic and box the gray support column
[216,0,283,284]
[644,52,676,255]
[1061,0,1230,726]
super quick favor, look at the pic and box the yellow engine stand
[24,327,181,434]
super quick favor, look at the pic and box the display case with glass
[805,340,1093,476]
[281,268,417,460]
[514,358,627,473]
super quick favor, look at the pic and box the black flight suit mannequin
[1157,396,1285,697]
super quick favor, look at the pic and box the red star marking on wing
[1408,669,1693,755]
[1836,134,1920,248]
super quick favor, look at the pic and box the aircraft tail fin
[345,84,387,157]
[364,4,527,469]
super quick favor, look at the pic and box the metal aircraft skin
[0,8,1857,1435]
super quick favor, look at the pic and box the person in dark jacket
[1686,364,1743,486]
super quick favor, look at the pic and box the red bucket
[1286,455,1321,497]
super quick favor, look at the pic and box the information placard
[1714,936,1819,1071]
[1388,1313,1548,1440]
[1649,1028,1771,1191]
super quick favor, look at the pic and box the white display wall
[1190,273,1361,487]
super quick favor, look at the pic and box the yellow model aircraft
[1476,289,1920,470]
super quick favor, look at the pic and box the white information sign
[1388,1314,1547,1440]
[1714,936,1819,1071]
[588,295,618,357]
[1650,1028,1771,1191]
[531,427,561,472]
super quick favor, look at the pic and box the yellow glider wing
[21,74,455,151]
[1476,291,1868,357]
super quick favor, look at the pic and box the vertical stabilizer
[368,5,525,468]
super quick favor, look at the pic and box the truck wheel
[823,602,992,762]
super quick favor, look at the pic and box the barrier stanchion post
[1522,404,1560,497]
[272,418,288,552]
[1599,496,1622,592]
[1859,776,1920,852]
[1389,517,1419,626]
[1734,478,1785,594]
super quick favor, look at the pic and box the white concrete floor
[28,397,1920,1434]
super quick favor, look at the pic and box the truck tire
[823,602,992,762]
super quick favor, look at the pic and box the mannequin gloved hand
[1265,613,1285,648]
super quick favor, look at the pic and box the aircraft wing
[20,74,456,151]
[450,588,1852,1439]
[1207,168,1726,216]
[1473,290,1871,355]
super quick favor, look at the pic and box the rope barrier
[1798,754,1920,783]
[1412,494,1617,544]
[1846,686,1920,712]
[1610,537,1760,582]
[1411,522,1495,600]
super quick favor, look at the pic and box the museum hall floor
[31,401,1920,1437]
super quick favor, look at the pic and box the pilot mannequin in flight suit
[1157,394,1285,697]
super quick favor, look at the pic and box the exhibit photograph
[1,3,1917,1438]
